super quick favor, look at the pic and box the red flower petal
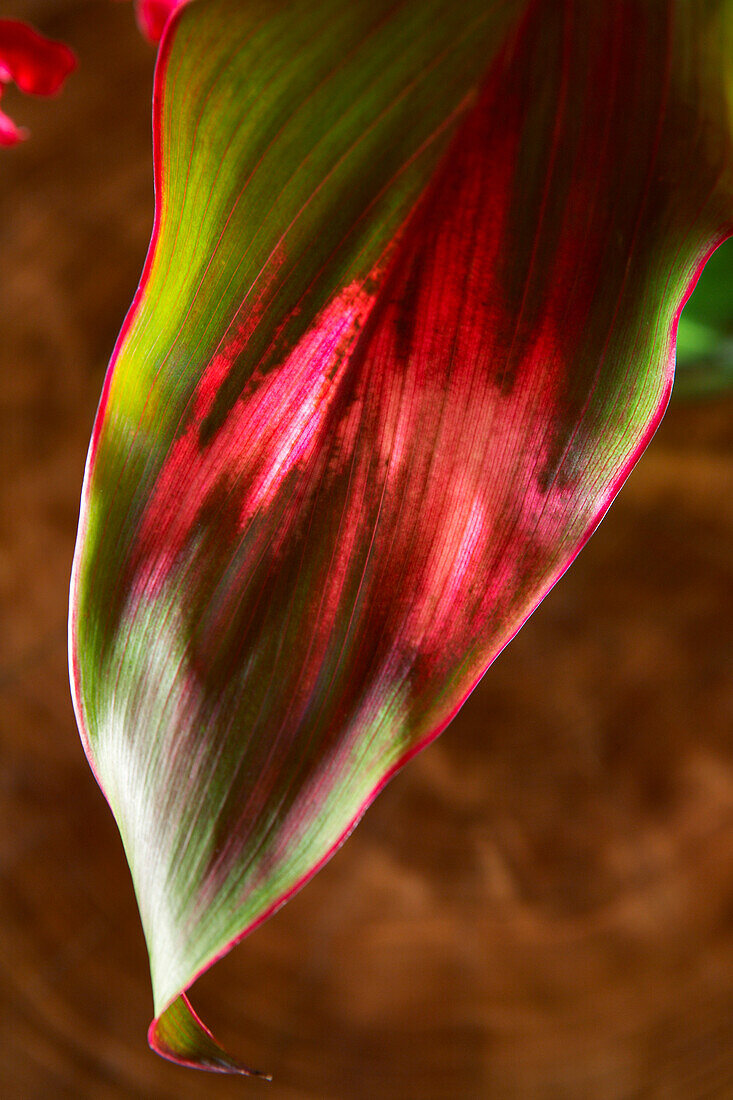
[0,106,26,147]
[0,19,76,145]
[133,0,189,43]
[0,20,76,95]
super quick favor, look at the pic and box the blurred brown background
[2,3,733,1097]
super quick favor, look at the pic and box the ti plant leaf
[0,19,76,145]
[69,0,733,1075]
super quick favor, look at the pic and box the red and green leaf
[69,0,733,1074]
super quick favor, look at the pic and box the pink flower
[0,20,76,145]
[125,0,189,43]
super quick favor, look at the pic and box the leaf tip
[149,993,272,1079]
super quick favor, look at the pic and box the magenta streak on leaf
[0,20,76,145]
[131,276,382,593]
